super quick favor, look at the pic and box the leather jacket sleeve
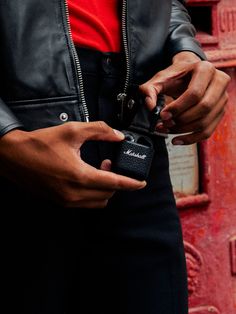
[166,0,206,61]
[0,99,24,137]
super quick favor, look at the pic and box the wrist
[172,51,201,65]
[0,129,30,157]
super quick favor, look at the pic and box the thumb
[81,121,125,142]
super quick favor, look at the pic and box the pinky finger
[171,110,225,145]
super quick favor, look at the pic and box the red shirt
[68,0,122,52]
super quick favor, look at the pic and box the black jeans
[3,48,188,314]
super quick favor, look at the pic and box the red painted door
[171,1,236,313]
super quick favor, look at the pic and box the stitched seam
[6,95,78,106]
[0,123,23,135]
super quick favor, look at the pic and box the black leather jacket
[0,0,205,136]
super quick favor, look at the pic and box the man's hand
[0,122,146,208]
[139,51,231,145]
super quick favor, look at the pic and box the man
[0,1,230,313]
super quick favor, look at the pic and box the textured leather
[0,0,206,136]
[7,96,82,131]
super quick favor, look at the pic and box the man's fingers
[79,161,146,191]
[160,61,215,119]
[167,93,228,134]
[82,121,125,142]
[171,110,225,145]
[139,63,190,110]
[157,68,230,134]
[63,121,125,144]
[139,85,159,110]
[61,179,116,208]
[70,188,115,201]
[169,90,227,144]
[173,90,228,127]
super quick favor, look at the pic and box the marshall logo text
[123,149,147,160]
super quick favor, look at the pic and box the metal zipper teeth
[116,0,131,121]
[64,0,89,122]
[121,0,130,95]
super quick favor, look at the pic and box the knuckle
[59,190,75,206]
[69,168,85,185]
[139,82,148,91]
[96,121,110,132]
[188,88,201,102]
[218,71,231,84]
[78,171,90,186]
[106,176,119,189]
[200,100,211,114]
[115,178,125,190]
[201,61,215,72]
[65,122,78,137]
[58,184,85,206]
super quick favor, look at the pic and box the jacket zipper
[64,0,130,123]
[64,0,89,122]
[117,0,131,121]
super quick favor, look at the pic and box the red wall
[179,1,236,313]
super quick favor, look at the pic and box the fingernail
[138,181,147,189]
[172,140,184,145]
[113,129,125,139]
[161,112,173,120]
[156,122,164,129]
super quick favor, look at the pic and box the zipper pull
[117,93,127,122]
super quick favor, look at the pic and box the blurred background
[166,1,236,313]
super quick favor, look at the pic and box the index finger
[80,161,146,191]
